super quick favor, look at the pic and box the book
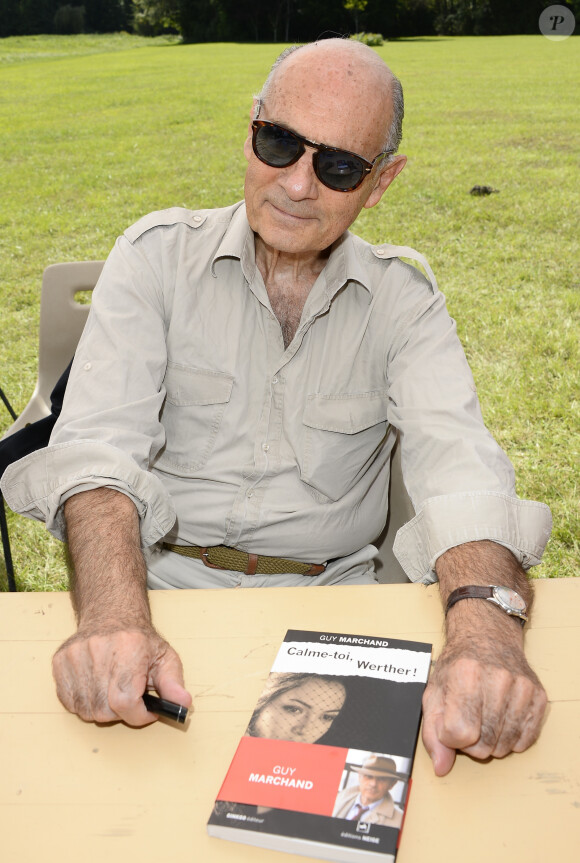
[207,628,432,862]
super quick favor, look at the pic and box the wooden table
[1,579,579,863]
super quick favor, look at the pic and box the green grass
[0,34,578,590]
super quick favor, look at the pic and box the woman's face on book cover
[253,678,346,743]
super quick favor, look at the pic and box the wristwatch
[445,585,528,625]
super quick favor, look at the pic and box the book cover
[207,629,432,862]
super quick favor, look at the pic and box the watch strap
[445,585,526,626]
[446,585,494,613]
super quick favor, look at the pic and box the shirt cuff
[393,491,553,584]
[0,440,176,546]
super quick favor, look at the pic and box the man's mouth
[268,201,316,222]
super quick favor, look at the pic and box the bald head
[257,39,404,154]
[244,38,408,259]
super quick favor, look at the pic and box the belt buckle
[199,546,257,575]
[199,547,224,570]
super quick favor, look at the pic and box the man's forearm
[435,539,533,606]
[64,486,151,630]
[435,539,533,636]
[421,539,547,776]
[55,486,191,725]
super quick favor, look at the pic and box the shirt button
[262,443,270,452]
[83,362,92,371]
[272,376,278,385]
[193,215,202,222]
[246,490,254,498]
[375,248,385,256]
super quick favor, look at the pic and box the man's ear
[243,127,253,162]
[244,99,260,161]
[250,97,261,121]
[363,155,407,210]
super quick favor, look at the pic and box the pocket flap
[303,391,390,434]
[164,363,234,406]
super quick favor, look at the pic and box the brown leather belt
[162,542,326,576]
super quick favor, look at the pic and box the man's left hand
[421,628,548,776]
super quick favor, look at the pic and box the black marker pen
[143,692,188,724]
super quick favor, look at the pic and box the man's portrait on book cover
[332,752,410,828]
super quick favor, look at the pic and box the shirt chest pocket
[299,390,390,501]
[155,363,234,476]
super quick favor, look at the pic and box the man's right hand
[53,624,192,725]
[57,487,191,726]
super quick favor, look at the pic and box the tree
[84,0,129,32]
[344,0,367,33]
[0,0,59,36]
[131,0,178,35]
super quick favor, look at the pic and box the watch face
[493,586,527,612]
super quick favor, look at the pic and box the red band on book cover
[216,736,348,816]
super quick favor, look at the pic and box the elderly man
[332,755,405,827]
[1,39,551,777]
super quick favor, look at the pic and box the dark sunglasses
[251,120,393,193]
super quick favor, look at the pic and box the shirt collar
[354,793,392,814]
[211,202,257,282]
[211,201,374,300]
[324,231,374,301]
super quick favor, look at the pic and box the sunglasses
[251,120,393,193]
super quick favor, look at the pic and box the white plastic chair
[2,261,105,437]
[1,262,104,590]
[375,436,414,583]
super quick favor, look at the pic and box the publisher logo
[539,5,576,40]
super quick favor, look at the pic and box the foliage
[432,0,580,35]
[1,0,579,39]
[344,0,368,33]
[54,4,85,33]
[0,36,578,589]
[350,31,384,45]
[83,0,129,32]
[0,0,57,36]
[0,0,130,36]
[131,0,178,36]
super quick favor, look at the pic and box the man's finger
[430,658,484,752]
[421,709,456,777]
[108,677,157,726]
[421,684,458,777]
[507,681,548,754]
[457,667,515,761]
[149,646,193,710]
[53,638,116,723]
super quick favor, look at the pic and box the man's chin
[254,223,323,256]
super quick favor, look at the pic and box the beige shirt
[1,203,551,584]
[333,786,403,828]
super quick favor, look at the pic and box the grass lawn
[0,33,578,590]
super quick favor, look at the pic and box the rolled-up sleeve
[393,491,552,584]
[1,440,176,544]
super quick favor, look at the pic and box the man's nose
[278,150,319,200]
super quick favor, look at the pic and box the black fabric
[0,361,72,479]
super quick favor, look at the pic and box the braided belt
[162,542,326,576]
